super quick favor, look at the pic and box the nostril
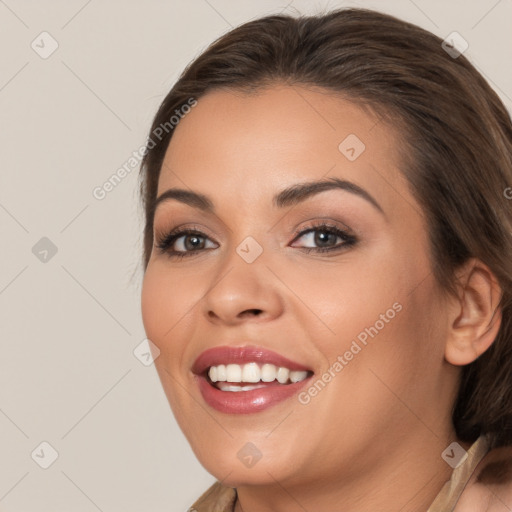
[207,309,263,320]
[239,308,263,318]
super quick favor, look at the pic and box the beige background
[0,0,510,510]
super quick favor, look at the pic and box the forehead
[157,85,411,219]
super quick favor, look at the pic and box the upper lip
[192,345,313,375]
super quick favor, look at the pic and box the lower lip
[196,375,312,414]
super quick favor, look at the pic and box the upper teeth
[208,363,309,384]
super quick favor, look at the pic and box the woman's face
[141,85,460,487]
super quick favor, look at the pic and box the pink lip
[191,345,314,414]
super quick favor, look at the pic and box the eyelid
[153,223,217,243]
[290,218,355,240]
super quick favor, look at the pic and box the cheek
[141,266,198,421]
[141,263,198,336]
[305,251,445,390]
[141,267,166,345]
[141,264,191,357]
[288,255,406,353]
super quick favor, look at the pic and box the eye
[155,227,217,259]
[155,221,357,260]
[290,222,357,253]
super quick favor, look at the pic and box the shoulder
[454,444,512,511]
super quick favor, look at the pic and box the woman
[139,7,512,511]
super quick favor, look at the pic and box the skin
[141,85,503,512]
[455,446,512,511]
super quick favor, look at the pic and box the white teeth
[242,362,260,383]
[289,370,309,383]
[216,382,268,392]
[276,367,290,384]
[225,364,242,382]
[207,362,310,385]
[217,364,227,382]
[261,363,277,382]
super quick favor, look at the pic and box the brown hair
[138,7,512,449]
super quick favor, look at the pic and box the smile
[192,346,314,413]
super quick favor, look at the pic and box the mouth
[192,346,314,414]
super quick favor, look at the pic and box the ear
[444,258,503,366]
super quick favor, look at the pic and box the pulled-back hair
[139,7,512,449]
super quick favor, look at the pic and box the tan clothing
[427,434,491,511]
[190,434,490,512]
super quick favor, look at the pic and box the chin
[190,438,302,487]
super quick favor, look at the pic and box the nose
[201,251,285,326]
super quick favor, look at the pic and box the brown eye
[291,224,357,253]
[156,228,217,258]
[182,234,206,251]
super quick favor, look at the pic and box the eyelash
[155,221,357,260]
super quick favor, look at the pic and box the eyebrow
[153,177,384,216]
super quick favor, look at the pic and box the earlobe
[444,258,503,366]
